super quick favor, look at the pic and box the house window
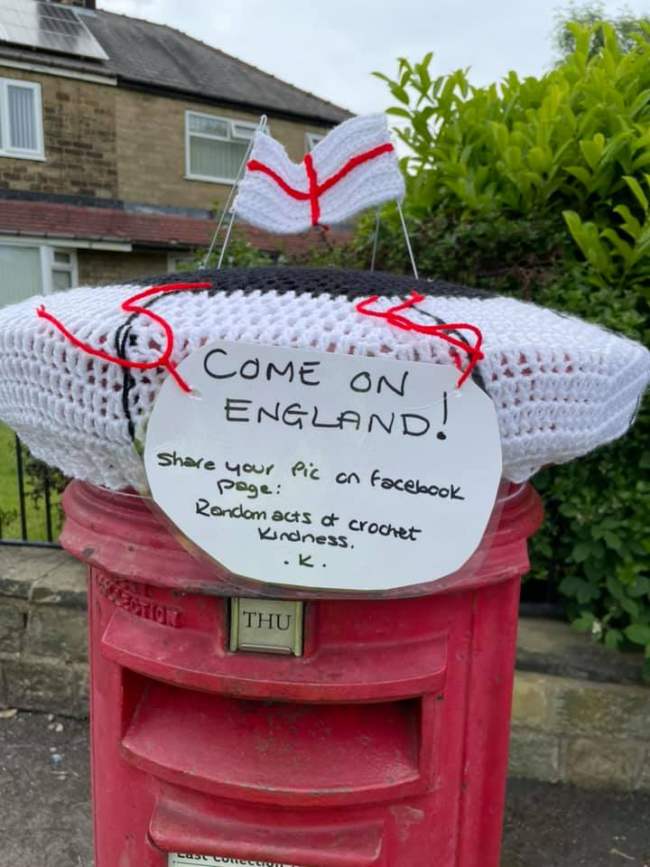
[0,79,44,160]
[306,132,325,151]
[0,243,77,307]
[186,112,256,183]
[48,248,76,291]
[0,245,42,306]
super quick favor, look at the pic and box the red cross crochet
[37,282,211,393]
[247,143,395,227]
[356,291,484,388]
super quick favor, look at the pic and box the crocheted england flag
[233,114,405,233]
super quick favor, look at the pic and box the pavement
[1,711,649,867]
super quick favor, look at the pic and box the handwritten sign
[144,342,502,591]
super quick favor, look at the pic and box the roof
[0,4,351,125]
[0,198,350,255]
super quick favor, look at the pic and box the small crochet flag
[233,114,405,233]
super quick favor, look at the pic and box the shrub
[302,23,650,675]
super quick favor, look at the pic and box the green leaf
[601,229,633,264]
[386,107,412,119]
[560,575,600,604]
[565,165,593,188]
[571,540,594,562]
[389,83,410,105]
[579,134,605,169]
[619,596,640,619]
[527,146,551,174]
[572,612,596,632]
[625,624,650,646]
[614,205,642,240]
[624,175,649,213]
[604,628,623,650]
[603,530,623,551]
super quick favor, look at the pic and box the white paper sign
[144,342,502,591]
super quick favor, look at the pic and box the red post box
[61,477,542,867]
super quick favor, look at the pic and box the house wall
[77,249,169,285]
[0,65,118,199]
[114,88,331,209]
[0,63,332,211]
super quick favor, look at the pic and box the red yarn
[356,291,484,388]
[247,142,395,227]
[246,160,309,201]
[303,152,320,226]
[36,282,211,393]
[318,143,394,195]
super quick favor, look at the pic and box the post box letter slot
[122,680,426,806]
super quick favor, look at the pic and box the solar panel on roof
[0,0,108,61]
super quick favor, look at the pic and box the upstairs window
[0,79,44,160]
[186,112,256,183]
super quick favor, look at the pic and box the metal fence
[0,433,62,548]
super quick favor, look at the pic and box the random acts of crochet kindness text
[144,342,502,591]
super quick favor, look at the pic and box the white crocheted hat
[0,266,647,489]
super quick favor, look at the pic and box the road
[1,711,648,866]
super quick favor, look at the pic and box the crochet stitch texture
[234,114,405,233]
[0,266,647,490]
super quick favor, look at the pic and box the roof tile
[0,6,351,125]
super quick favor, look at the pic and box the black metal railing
[0,433,63,548]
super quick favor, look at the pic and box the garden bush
[301,22,650,674]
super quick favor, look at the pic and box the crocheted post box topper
[0,266,647,492]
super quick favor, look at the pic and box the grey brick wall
[0,549,87,717]
[1,548,649,791]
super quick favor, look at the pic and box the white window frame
[185,111,257,185]
[0,239,77,296]
[0,78,45,161]
[42,246,78,293]
[305,131,325,151]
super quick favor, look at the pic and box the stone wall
[511,672,650,790]
[114,89,331,209]
[2,548,648,791]
[77,249,169,285]
[510,620,650,791]
[0,62,331,211]
[0,549,87,717]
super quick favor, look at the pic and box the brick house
[0,0,350,305]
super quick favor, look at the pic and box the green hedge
[294,23,650,675]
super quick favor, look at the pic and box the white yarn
[234,114,405,233]
[0,280,647,490]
